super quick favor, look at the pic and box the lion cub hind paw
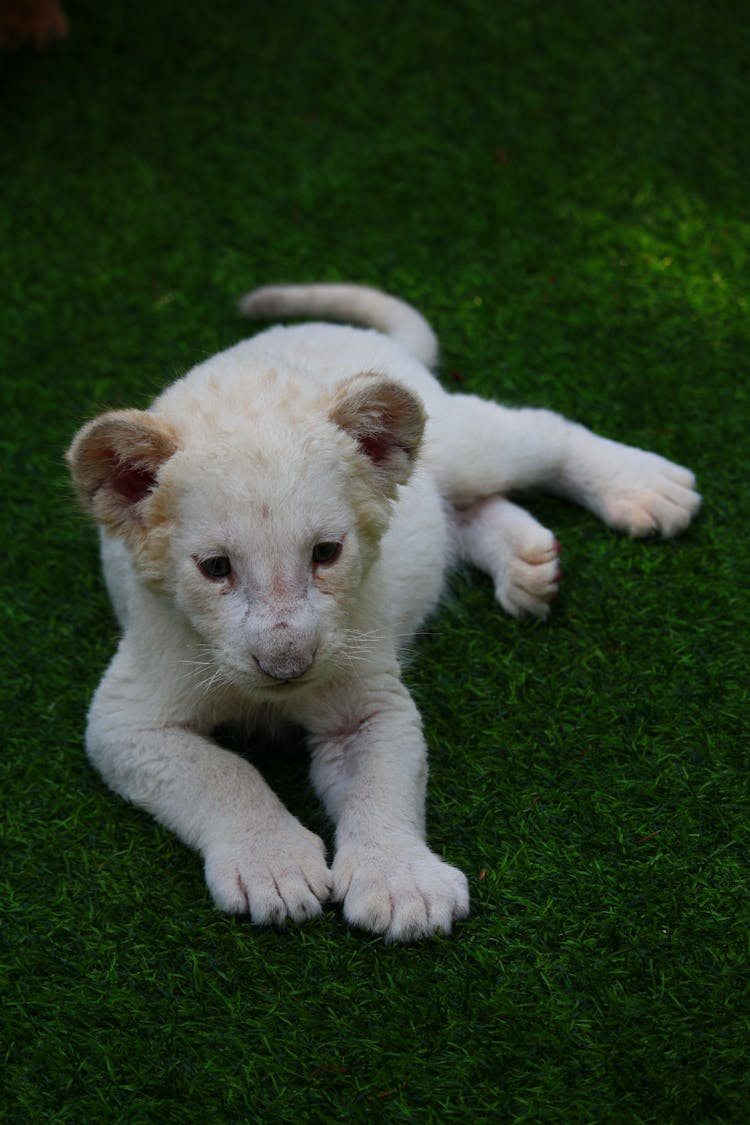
[333,843,470,942]
[605,476,702,538]
[496,528,562,620]
[205,827,331,927]
[590,448,701,539]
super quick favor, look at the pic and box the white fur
[67,283,701,942]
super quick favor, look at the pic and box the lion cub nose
[253,651,314,683]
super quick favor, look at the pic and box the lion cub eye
[311,541,342,566]
[197,555,232,580]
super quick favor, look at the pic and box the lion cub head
[67,370,424,698]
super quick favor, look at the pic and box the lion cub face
[67,371,424,698]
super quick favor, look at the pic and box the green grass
[2,0,749,1120]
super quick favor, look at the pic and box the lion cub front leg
[87,671,331,926]
[306,674,470,942]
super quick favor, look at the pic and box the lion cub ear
[66,410,179,534]
[329,375,425,494]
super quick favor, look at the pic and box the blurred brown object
[0,0,68,50]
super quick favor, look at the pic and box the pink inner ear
[109,462,157,503]
[358,431,391,464]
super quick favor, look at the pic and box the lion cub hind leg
[426,397,700,541]
[455,497,561,619]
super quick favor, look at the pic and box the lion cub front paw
[204,820,331,927]
[332,840,470,942]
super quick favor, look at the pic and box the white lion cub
[67,283,700,942]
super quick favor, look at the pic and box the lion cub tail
[238,282,439,369]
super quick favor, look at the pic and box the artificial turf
[2,0,749,1120]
